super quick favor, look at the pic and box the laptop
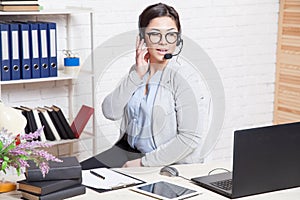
[191,122,300,199]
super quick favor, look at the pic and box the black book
[52,105,75,139]
[25,157,82,182]
[44,106,69,139]
[19,106,40,141]
[18,178,82,195]
[37,109,56,141]
[22,108,37,134]
[20,185,86,200]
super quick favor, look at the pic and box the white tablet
[130,181,200,200]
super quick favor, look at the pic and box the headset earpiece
[176,32,182,46]
[139,27,145,41]
[176,38,182,46]
[139,32,144,41]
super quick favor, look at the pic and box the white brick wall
[2,0,279,163]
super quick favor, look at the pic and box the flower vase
[0,181,16,193]
[0,171,17,193]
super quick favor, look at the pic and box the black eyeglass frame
[146,32,180,44]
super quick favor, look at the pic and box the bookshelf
[0,9,96,157]
[0,71,75,85]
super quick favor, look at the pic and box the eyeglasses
[146,32,179,44]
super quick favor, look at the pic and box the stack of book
[18,156,86,200]
[0,0,40,12]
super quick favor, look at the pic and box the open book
[82,168,143,190]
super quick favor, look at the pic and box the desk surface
[1,162,300,200]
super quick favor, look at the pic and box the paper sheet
[82,168,143,189]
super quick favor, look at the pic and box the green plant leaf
[1,161,7,170]
[6,142,16,151]
[3,156,9,161]
[16,168,21,176]
[20,155,28,160]
[1,142,16,155]
[0,140,3,150]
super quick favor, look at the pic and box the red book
[71,105,94,138]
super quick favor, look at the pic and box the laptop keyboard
[211,179,232,191]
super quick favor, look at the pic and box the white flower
[0,128,15,146]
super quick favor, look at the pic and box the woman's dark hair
[138,3,181,38]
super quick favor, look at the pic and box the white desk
[1,162,300,200]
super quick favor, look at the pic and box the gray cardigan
[102,59,204,166]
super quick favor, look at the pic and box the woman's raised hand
[135,35,150,78]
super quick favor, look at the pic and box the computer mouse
[159,166,179,177]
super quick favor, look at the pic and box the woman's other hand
[122,158,142,168]
[135,35,149,78]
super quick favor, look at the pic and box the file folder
[0,23,11,81]
[47,22,57,77]
[37,22,49,78]
[28,22,40,78]
[19,23,31,79]
[9,23,21,80]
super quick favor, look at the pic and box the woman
[81,3,203,169]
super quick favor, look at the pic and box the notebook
[191,122,300,199]
[82,168,143,190]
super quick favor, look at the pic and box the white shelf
[0,8,93,16]
[0,71,76,85]
[46,131,94,146]
[0,10,72,16]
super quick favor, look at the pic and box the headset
[139,30,183,59]
[164,37,183,59]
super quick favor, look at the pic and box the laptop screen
[231,122,300,197]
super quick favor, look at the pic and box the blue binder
[47,22,57,77]
[0,23,11,81]
[28,22,40,78]
[9,23,21,80]
[37,22,49,78]
[19,23,31,79]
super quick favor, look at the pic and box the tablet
[130,181,200,200]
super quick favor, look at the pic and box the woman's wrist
[140,158,144,167]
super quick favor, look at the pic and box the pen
[90,170,105,180]
[111,183,137,190]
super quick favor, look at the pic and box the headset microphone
[163,39,183,60]
[164,53,173,59]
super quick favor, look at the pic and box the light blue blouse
[126,70,163,153]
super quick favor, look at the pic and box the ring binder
[9,22,21,80]
[19,22,31,79]
[37,22,49,78]
[47,22,57,77]
[28,22,40,79]
[0,23,11,81]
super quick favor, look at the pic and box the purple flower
[16,141,51,150]
[38,161,50,177]
[8,149,29,156]
[0,127,61,177]
[32,150,60,162]
[20,127,44,141]
[18,159,30,168]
